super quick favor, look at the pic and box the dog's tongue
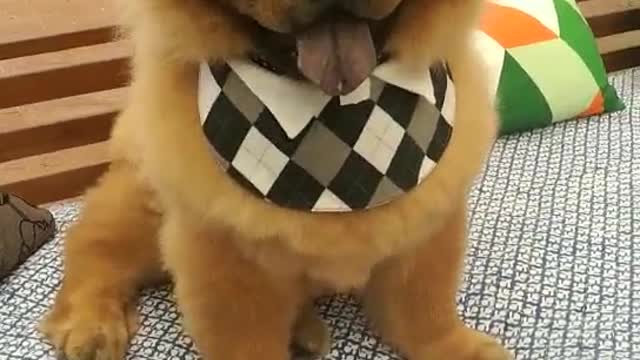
[297,19,376,96]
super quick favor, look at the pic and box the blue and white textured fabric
[0,67,638,360]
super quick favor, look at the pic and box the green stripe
[554,0,624,111]
[497,52,553,134]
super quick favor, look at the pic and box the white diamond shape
[313,190,350,212]
[354,107,405,173]
[419,157,436,181]
[232,130,289,194]
[243,128,271,158]
[198,63,221,124]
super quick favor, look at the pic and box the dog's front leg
[363,39,511,359]
[159,210,302,360]
[364,205,512,360]
[39,162,165,360]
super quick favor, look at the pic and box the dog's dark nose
[343,0,401,20]
[290,0,338,29]
[290,0,399,30]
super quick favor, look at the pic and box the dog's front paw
[40,297,137,360]
[416,327,512,360]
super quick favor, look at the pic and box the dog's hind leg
[40,160,165,360]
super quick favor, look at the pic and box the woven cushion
[476,0,625,134]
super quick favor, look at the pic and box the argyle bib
[197,60,455,212]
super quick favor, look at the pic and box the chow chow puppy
[40,0,510,359]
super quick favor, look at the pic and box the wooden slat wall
[579,0,640,71]
[0,0,638,205]
[0,0,128,204]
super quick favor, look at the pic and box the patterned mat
[1,67,638,360]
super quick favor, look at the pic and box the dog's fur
[40,0,511,359]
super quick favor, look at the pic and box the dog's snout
[289,0,337,29]
[289,0,399,30]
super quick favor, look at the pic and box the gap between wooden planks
[0,0,125,204]
[0,40,131,109]
[579,0,640,71]
[0,0,118,59]
[0,142,111,205]
[0,88,127,162]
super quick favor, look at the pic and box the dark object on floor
[0,193,55,279]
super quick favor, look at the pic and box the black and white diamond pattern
[198,62,454,212]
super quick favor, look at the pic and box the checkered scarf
[197,60,455,212]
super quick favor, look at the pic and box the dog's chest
[236,238,383,292]
[197,60,455,213]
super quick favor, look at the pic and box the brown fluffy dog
[40,0,511,359]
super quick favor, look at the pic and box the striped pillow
[475,0,625,134]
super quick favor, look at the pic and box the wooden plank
[579,0,640,17]
[587,9,640,37]
[603,46,640,72]
[597,30,640,53]
[0,0,117,58]
[0,88,127,162]
[0,27,117,60]
[580,0,640,37]
[0,41,131,108]
[0,142,111,205]
[579,0,640,71]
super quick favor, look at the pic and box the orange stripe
[481,3,558,48]
[578,91,604,117]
